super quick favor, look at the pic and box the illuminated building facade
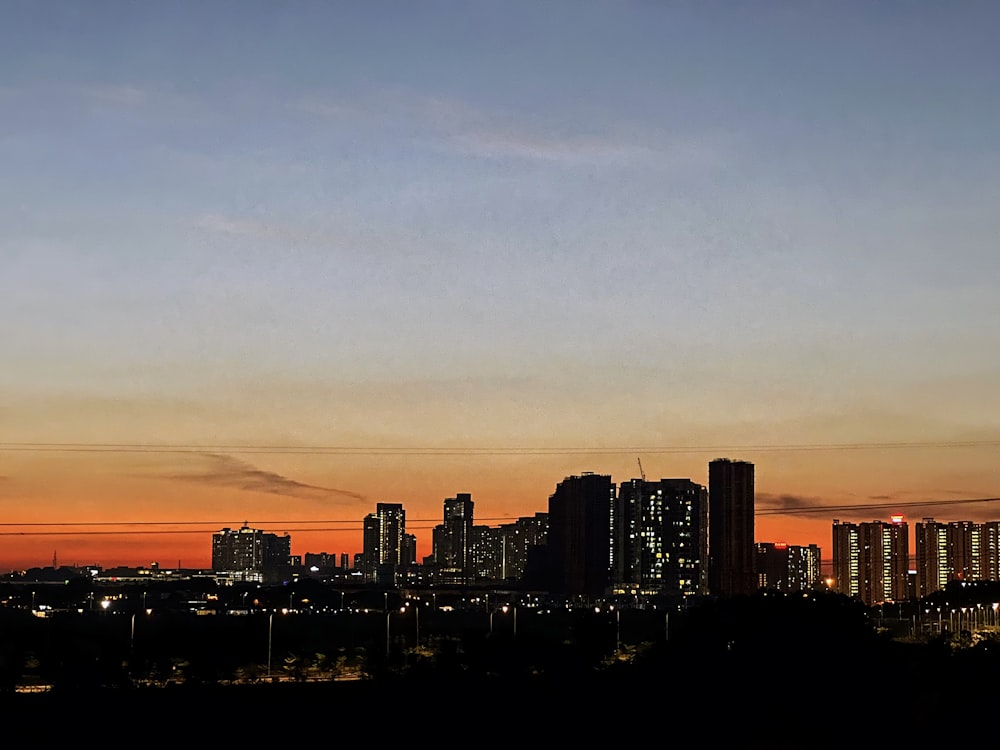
[615,477,707,598]
[915,519,949,598]
[832,516,909,605]
[832,520,860,599]
[916,518,1000,597]
[212,524,291,584]
[755,542,822,592]
[432,493,474,584]
[504,513,548,583]
[362,502,407,585]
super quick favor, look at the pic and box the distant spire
[53,550,57,569]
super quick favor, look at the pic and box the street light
[401,604,420,647]
[612,606,620,652]
[500,604,516,636]
[267,613,274,678]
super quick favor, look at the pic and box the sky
[2,1,1000,572]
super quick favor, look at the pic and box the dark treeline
[2,584,999,745]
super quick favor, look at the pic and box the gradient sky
[3,1,999,571]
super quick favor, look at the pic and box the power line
[2,498,999,538]
[0,517,516,528]
[756,497,1000,516]
[2,439,999,456]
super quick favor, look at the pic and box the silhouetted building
[432,493,474,584]
[546,472,615,598]
[708,458,756,597]
[212,524,291,584]
[362,503,407,585]
[614,477,707,598]
[498,512,549,584]
[473,524,503,582]
[755,542,822,592]
[832,516,909,605]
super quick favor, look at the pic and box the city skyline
[4,2,1000,570]
[4,458,998,575]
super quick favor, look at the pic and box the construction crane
[637,457,646,482]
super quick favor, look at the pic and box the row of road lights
[921,602,1000,633]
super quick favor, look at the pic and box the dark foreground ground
[3,589,1000,746]
[2,660,996,748]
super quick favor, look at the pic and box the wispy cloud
[193,213,364,251]
[296,87,724,168]
[82,84,150,107]
[756,493,830,514]
[449,127,656,165]
[195,213,313,242]
[756,491,1000,523]
[168,454,366,504]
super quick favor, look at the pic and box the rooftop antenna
[637,457,646,482]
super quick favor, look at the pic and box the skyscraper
[212,524,291,584]
[362,502,406,585]
[432,493,474,584]
[916,518,1000,597]
[915,518,949,598]
[614,477,707,598]
[755,542,822,592]
[832,516,909,605]
[547,472,615,597]
[498,512,548,584]
[708,458,756,597]
[832,520,861,599]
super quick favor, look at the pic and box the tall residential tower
[708,458,756,597]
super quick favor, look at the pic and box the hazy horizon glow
[3,2,999,570]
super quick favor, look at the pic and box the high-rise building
[362,502,406,585]
[915,518,949,598]
[708,458,756,597]
[916,518,1000,597]
[212,524,291,584]
[499,512,549,584]
[832,520,861,599]
[755,542,822,592]
[432,493,474,584]
[472,525,503,582]
[546,473,615,597]
[982,522,1000,582]
[832,516,909,605]
[614,477,707,598]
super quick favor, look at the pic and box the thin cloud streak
[296,87,721,168]
[166,453,367,504]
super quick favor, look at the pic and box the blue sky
[2,1,999,566]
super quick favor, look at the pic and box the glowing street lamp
[267,613,274,678]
